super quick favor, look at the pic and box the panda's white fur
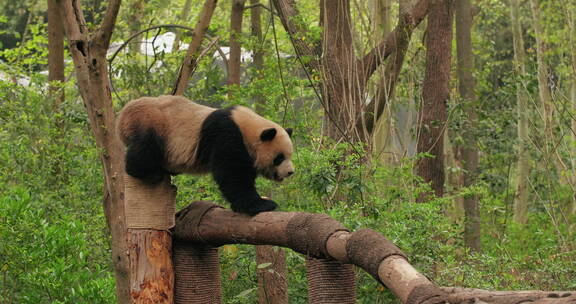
[117,95,294,215]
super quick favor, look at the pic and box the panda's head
[254,127,294,182]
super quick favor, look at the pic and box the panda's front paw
[232,198,278,216]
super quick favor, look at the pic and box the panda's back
[159,96,216,174]
[118,95,216,174]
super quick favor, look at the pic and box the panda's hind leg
[124,128,166,183]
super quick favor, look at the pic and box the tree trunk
[127,0,144,54]
[569,3,576,216]
[416,0,453,201]
[58,0,129,302]
[250,0,266,113]
[370,0,393,161]
[529,0,568,187]
[455,0,480,252]
[528,0,553,145]
[172,0,194,52]
[510,0,530,225]
[320,0,366,142]
[271,0,430,144]
[47,0,65,106]
[256,246,288,304]
[228,0,246,92]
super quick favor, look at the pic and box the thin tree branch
[59,0,87,42]
[270,0,321,71]
[172,0,218,95]
[358,0,429,81]
[98,0,122,48]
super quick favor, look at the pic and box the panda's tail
[124,128,166,183]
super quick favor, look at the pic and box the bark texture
[173,0,218,96]
[228,0,246,90]
[510,0,530,224]
[250,0,266,113]
[128,230,174,303]
[47,0,65,105]
[416,0,454,200]
[256,246,288,304]
[58,0,129,301]
[455,0,480,252]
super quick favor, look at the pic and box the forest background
[0,0,575,303]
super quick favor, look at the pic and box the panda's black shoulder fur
[196,107,251,167]
[197,107,278,215]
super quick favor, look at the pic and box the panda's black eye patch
[273,153,285,166]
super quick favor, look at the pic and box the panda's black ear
[285,128,293,137]
[260,128,277,141]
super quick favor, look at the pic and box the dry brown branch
[358,0,429,81]
[443,287,576,304]
[172,0,218,95]
[173,201,574,304]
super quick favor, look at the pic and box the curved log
[172,201,446,304]
[172,202,575,304]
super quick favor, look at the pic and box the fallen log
[442,287,575,304]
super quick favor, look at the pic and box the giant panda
[116,95,295,215]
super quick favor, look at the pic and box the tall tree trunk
[371,0,390,157]
[321,0,365,142]
[256,246,288,304]
[528,0,554,148]
[510,0,530,225]
[569,3,576,216]
[416,0,453,201]
[571,78,576,215]
[455,0,480,252]
[228,0,246,93]
[371,0,394,161]
[271,0,430,144]
[172,0,194,52]
[371,0,391,37]
[58,0,129,302]
[250,0,266,113]
[529,0,568,187]
[47,0,65,106]
[127,0,144,54]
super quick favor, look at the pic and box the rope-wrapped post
[307,257,356,304]
[125,174,176,304]
[173,201,223,304]
[173,242,221,304]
